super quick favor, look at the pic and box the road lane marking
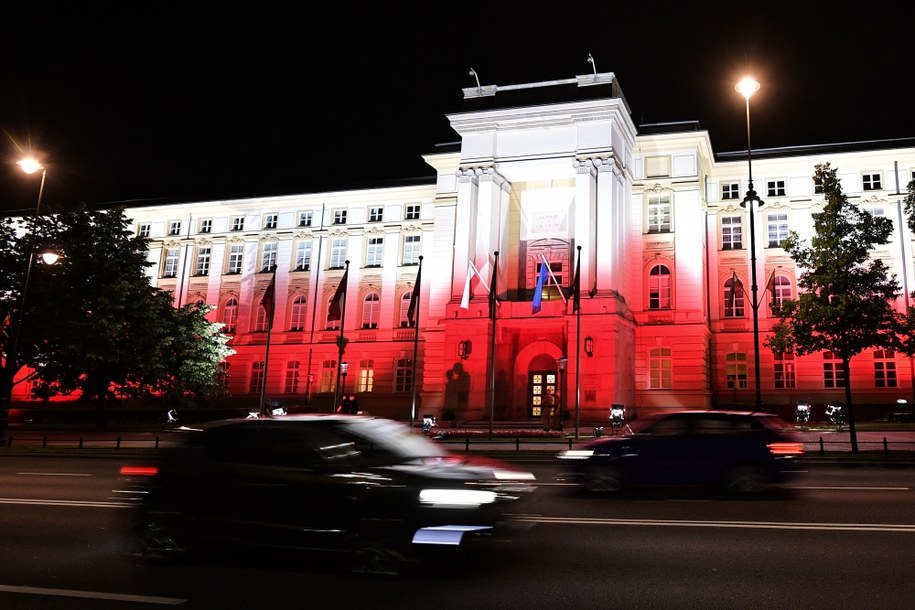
[0,497,129,508]
[516,516,915,532]
[0,584,185,605]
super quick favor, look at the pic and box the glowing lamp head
[736,77,760,100]
[17,158,44,175]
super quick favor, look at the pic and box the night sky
[3,2,913,215]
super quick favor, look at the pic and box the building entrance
[529,370,557,418]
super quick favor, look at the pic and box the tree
[767,163,905,451]
[0,206,234,432]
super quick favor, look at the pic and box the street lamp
[340,361,349,397]
[736,77,764,410]
[1,159,51,443]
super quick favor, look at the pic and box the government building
[68,71,915,425]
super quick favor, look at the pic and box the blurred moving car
[119,415,536,574]
[558,410,804,494]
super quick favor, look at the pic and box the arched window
[724,275,745,318]
[648,264,671,309]
[362,292,380,329]
[222,298,238,333]
[255,304,269,332]
[290,295,307,331]
[770,274,791,310]
[326,297,341,330]
[400,291,413,327]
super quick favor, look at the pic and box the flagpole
[409,256,423,429]
[574,246,582,440]
[259,264,278,416]
[333,260,350,413]
[306,204,326,406]
[488,251,498,439]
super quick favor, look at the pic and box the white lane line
[516,516,915,532]
[16,472,93,477]
[0,584,186,605]
[0,497,129,508]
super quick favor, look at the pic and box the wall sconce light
[458,339,472,360]
[584,336,594,358]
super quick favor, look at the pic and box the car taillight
[767,442,804,456]
[119,465,159,477]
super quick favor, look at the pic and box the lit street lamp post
[736,77,764,410]
[1,159,50,444]
[558,356,567,431]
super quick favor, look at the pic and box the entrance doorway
[529,370,557,418]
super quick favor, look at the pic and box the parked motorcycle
[796,403,811,424]
[826,403,846,426]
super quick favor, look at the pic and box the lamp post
[736,77,764,410]
[340,361,349,397]
[1,159,49,443]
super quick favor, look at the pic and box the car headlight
[419,488,497,508]
[558,449,595,460]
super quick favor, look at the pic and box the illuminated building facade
[38,72,915,422]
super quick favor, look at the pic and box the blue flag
[532,261,548,314]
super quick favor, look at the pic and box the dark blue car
[558,410,804,494]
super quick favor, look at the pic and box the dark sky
[3,2,913,214]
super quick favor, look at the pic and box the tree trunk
[843,357,858,452]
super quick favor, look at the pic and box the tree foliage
[767,163,905,451]
[0,206,234,425]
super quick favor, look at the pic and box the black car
[119,415,536,574]
[558,410,804,494]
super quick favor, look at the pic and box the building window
[264,214,278,229]
[298,211,313,227]
[394,358,412,393]
[863,205,885,218]
[255,302,270,332]
[724,275,745,318]
[823,351,846,388]
[295,240,312,271]
[403,234,421,265]
[726,352,748,389]
[862,173,882,191]
[722,216,742,250]
[400,291,413,327]
[195,246,211,276]
[769,274,791,311]
[874,349,897,388]
[261,242,277,272]
[647,195,671,233]
[284,361,300,393]
[405,203,420,220]
[766,180,786,197]
[138,223,151,238]
[333,209,347,225]
[721,183,740,200]
[168,221,182,236]
[369,206,384,222]
[231,216,244,231]
[199,218,212,234]
[227,243,244,274]
[774,352,796,390]
[648,264,671,310]
[366,236,383,267]
[358,359,375,392]
[250,361,265,394]
[649,347,672,389]
[320,359,337,393]
[222,298,238,333]
[362,292,380,329]
[163,248,179,278]
[767,213,789,248]
[290,295,307,331]
[330,237,347,269]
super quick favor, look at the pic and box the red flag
[727,271,744,309]
[262,267,277,330]
[328,267,349,321]
[765,269,777,295]
[407,258,422,325]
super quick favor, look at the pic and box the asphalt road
[1,455,914,609]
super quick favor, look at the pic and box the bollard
[516,437,521,451]
[884,437,888,452]
[116,436,121,449]
[155,436,160,449]
[79,437,83,449]
[43,436,48,449]
[819,437,824,453]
